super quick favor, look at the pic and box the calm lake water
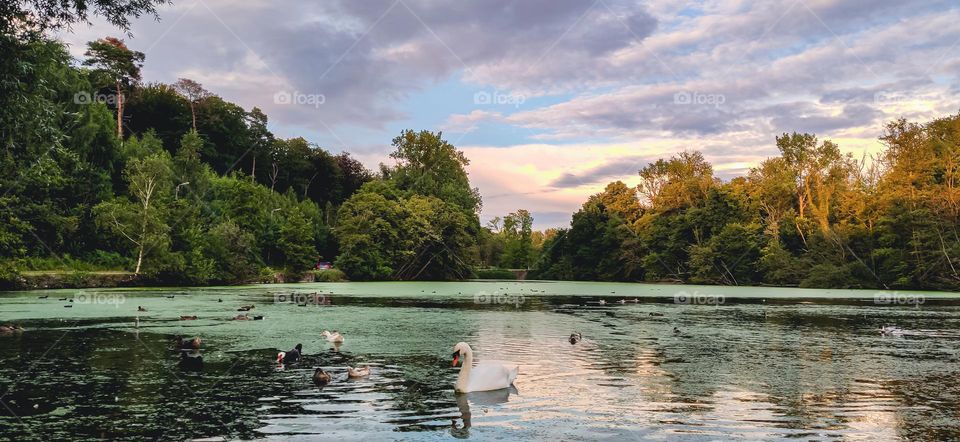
[1,281,959,441]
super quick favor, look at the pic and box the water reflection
[1,283,960,440]
[451,386,517,438]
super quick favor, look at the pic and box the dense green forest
[2,1,958,290]
[532,117,960,291]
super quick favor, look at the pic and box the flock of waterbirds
[3,289,931,393]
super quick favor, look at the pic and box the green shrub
[311,268,347,282]
[0,261,21,289]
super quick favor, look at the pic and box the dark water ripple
[1,282,960,440]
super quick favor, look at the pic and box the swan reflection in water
[451,385,518,439]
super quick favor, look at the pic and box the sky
[58,0,960,230]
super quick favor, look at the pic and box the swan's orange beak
[451,350,460,367]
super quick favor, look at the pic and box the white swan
[451,342,519,393]
[321,330,344,343]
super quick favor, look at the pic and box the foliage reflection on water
[1,281,959,440]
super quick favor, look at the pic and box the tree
[387,129,481,214]
[94,146,173,274]
[172,78,211,131]
[637,151,715,211]
[0,0,168,35]
[84,37,145,140]
[500,209,534,268]
[278,206,315,271]
[125,82,191,150]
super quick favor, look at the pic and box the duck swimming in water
[321,330,344,343]
[277,343,303,364]
[173,336,202,351]
[180,315,198,321]
[347,366,370,378]
[569,332,582,344]
[0,324,24,335]
[313,368,332,385]
[138,306,147,312]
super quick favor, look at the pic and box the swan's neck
[455,349,474,392]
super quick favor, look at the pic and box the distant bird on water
[277,343,303,364]
[313,368,332,385]
[569,332,582,344]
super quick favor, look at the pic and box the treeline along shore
[2,2,959,291]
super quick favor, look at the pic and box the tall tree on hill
[84,37,145,141]
[172,78,211,131]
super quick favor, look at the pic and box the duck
[166,295,175,299]
[38,295,48,299]
[649,312,664,317]
[673,327,681,335]
[217,298,223,303]
[180,315,198,321]
[598,299,607,306]
[451,342,519,393]
[617,299,626,304]
[232,314,251,321]
[174,336,202,351]
[238,305,255,312]
[253,315,264,320]
[277,343,303,364]
[64,305,72,308]
[137,306,147,312]
[347,366,371,378]
[0,324,24,335]
[321,330,344,343]
[313,368,332,385]
[58,297,68,301]
[569,332,582,344]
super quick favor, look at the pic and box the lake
[1,281,959,440]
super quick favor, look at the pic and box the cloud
[549,156,655,188]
